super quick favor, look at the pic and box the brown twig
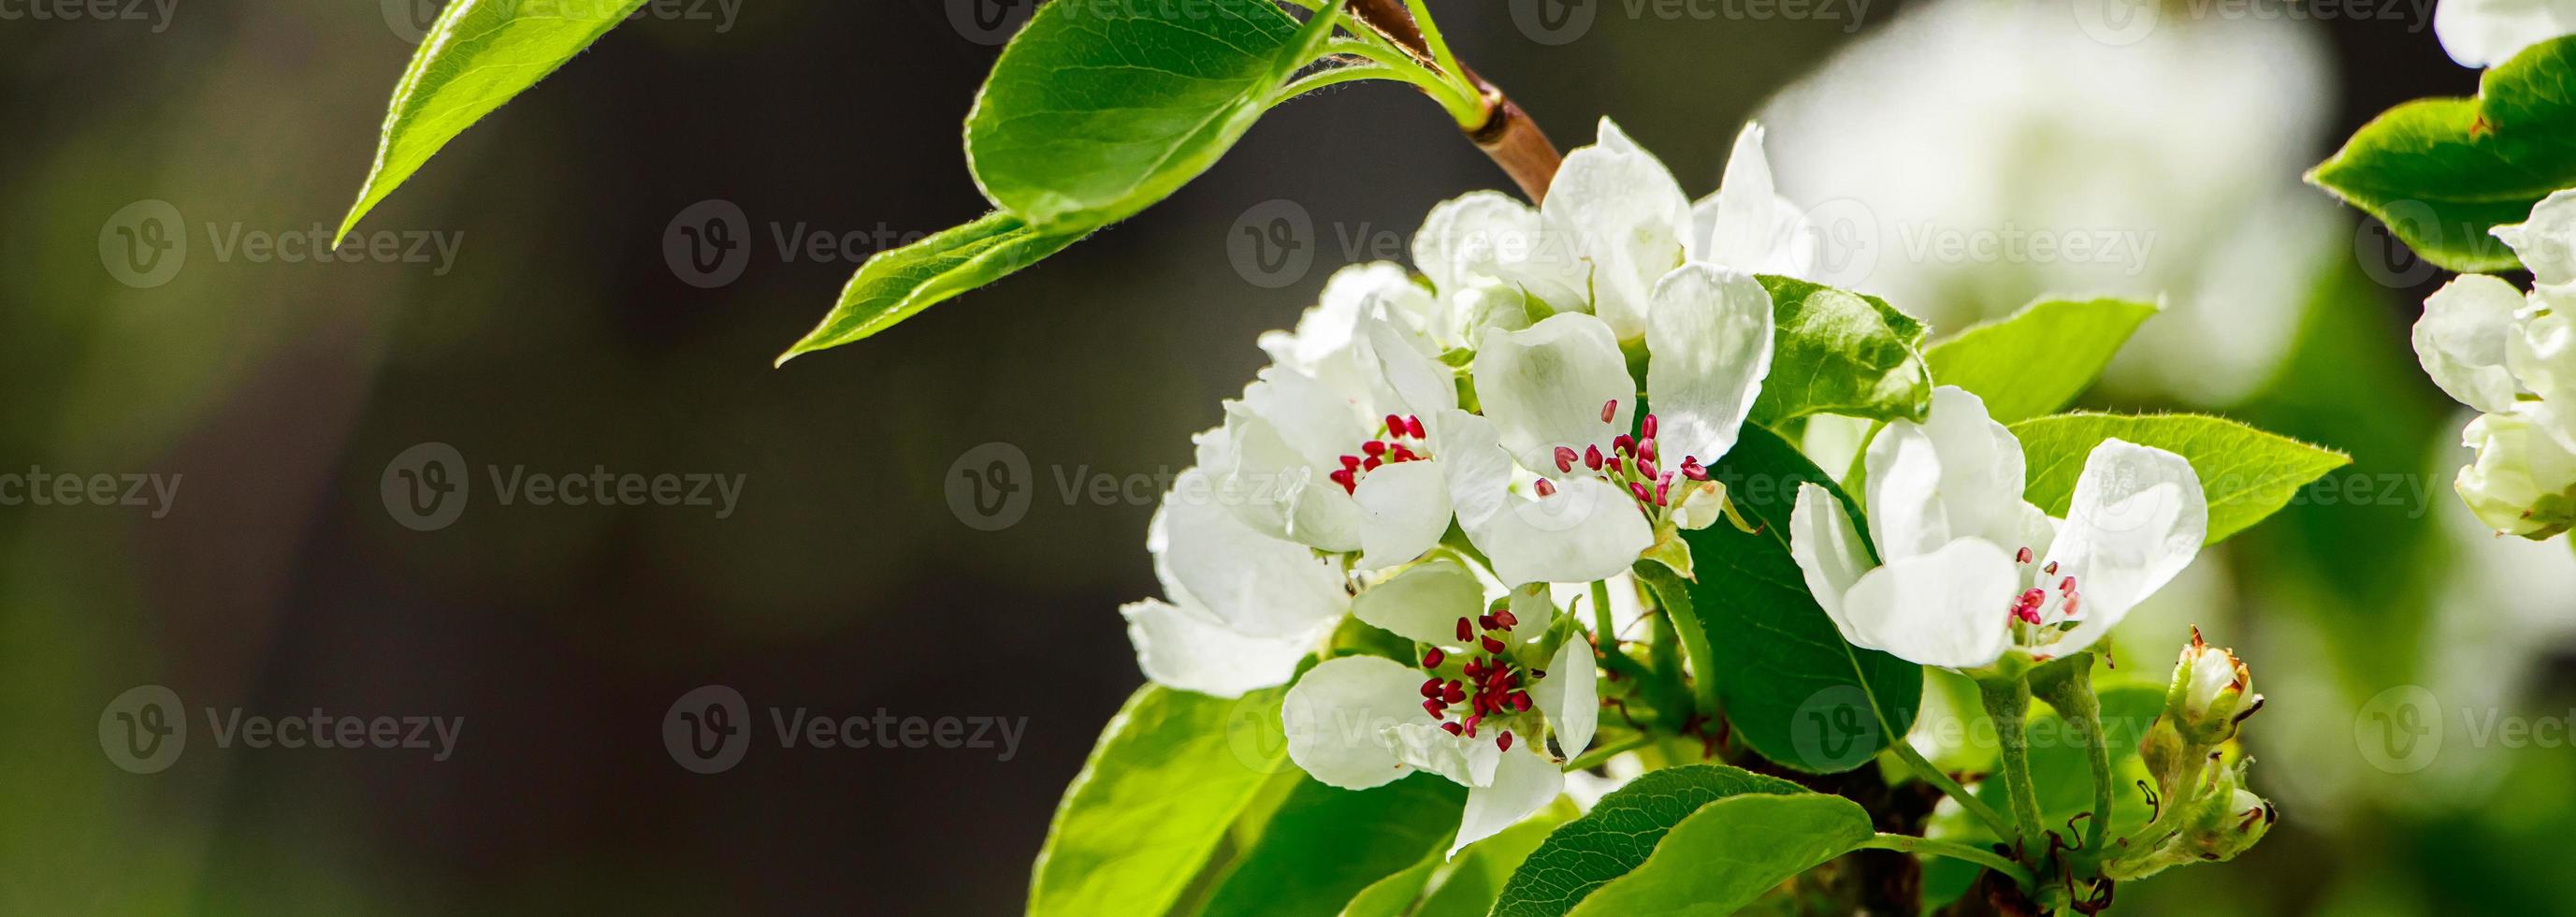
[1338,0,1562,201]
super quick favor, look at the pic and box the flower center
[1533,400,1713,517]
[1416,604,1541,750]
[2007,546,2082,641]
[1330,414,1431,495]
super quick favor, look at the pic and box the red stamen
[1478,614,1498,631]
[1498,731,1514,751]
[1600,399,1619,423]
[1555,446,1579,473]
[1682,458,1710,481]
[1423,648,1445,668]
[1585,445,1604,471]
[1455,618,1472,642]
[1384,414,1405,434]
[1423,698,1444,719]
[1404,415,1425,439]
[1642,414,1658,439]
[1441,720,1464,735]
[1629,482,1653,505]
[1534,478,1557,497]
[2015,546,2033,564]
[1363,441,1388,457]
[1442,682,1466,704]
[2059,576,2076,592]
[1421,678,1442,698]
[1481,635,1506,654]
[1493,609,1518,629]
[1639,458,1661,481]
[1329,468,1355,493]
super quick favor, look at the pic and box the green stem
[1324,37,1482,125]
[1590,579,1617,648]
[2031,660,2113,859]
[1858,833,2035,890]
[1268,63,1405,105]
[1565,732,1654,771]
[1887,739,2016,842]
[1399,0,1465,84]
[1977,676,2050,854]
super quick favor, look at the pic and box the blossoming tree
[335,0,2382,912]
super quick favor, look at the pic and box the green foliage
[1339,799,1577,917]
[2011,414,2351,546]
[1682,424,1921,773]
[2308,35,2576,272]
[1562,793,1876,916]
[775,212,1091,363]
[1199,773,1465,917]
[965,0,1340,230]
[1492,764,1813,915]
[1749,276,1932,427]
[1027,685,1290,917]
[338,0,650,241]
[1924,298,2160,424]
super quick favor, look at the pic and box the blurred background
[2,0,2567,913]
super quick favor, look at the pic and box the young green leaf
[1198,773,1466,917]
[965,0,1342,229]
[1028,685,1291,917]
[1924,298,2160,424]
[2010,414,2351,546]
[1750,276,1932,428]
[1681,424,1921,774]
[1492,764,1813,916]
[774,212,1092,364]
[338,0,650,242]
[1561,793,1876,917]
[2308,35,2576,272]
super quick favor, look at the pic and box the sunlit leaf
[2011,414,2351,546]
[1925,298,2160,424]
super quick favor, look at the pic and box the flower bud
[2455,405,2576,540]
[2172,758,2276,865]
[2162,627,2260,747]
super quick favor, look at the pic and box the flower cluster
[1120,119,1815,852]
[2414,190,2576,539]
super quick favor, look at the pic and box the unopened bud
[2165,627,2260,746]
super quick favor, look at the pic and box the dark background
[0,1,2542,914]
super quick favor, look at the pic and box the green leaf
[965,0,1340,229]
[1681,424,1922,773]
[1924,298,2161,424]
[1750,276,1932,427]
[1200,773,1466,917]
[1562,793,1876,917]
[1341,798,1576,917]
[338,0,650,241]
[2308,34,2576,272]
[2009,414,2352,546]
[1492,764,1812,916]
[1028,685,1292,917]
[774,211,1092,364]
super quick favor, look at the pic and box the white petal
[1840,538,2019,669]
[2434,0,2576,68]
[1452,750,1566,858]
[1440,413,1653,586]
[1353,460,1454,572]
[2511,296,2576,403]
[1862,386,2028,560]
[1473,313,1638,473]
[2458,403,2576,535]
[1364,315,1458,422]
[1414,191,1542,295]
[1282,656,1431,790]
[1788,483,1874,631]
[1160,469,1353,638]
[1533,639,1599,760]
[1541,119,1694,338]
[1384,721,1502,787]
[1122,600,1315,698]
[1352,558,1486,647]
[2496,189,2576,287]
[1644,263,1775,468]
[1693,123,1788,266]
[2040,441,2208,656]
[2416,274,2529,414]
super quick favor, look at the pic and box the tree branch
[1339,0,1562,201]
